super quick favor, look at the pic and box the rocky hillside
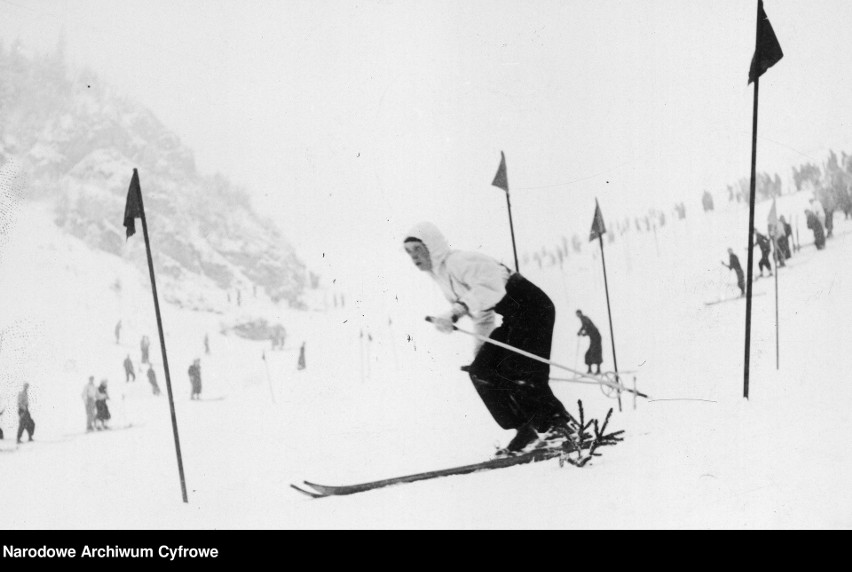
[0,39,307,310]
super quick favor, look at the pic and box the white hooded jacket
[406,222,511,351]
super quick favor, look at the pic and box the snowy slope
[1,192,850,529]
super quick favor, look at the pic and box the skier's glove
[434,303,466,333]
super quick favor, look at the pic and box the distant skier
[403,222,576,456]
[82,376,97,432]
[0,404,5,440]
[723,248,745,297]
[754,232,773,277]
[806,209,826,250]
[188,359,202,400]
[575,310,603,375]
[297,342,306,370]
[123,354,136,382]
[16,383,35,443]
[204,333,210,355]
[95,380,111,430]
[115,320,122,345]
[140,335,150,365]
[147,366,161,396]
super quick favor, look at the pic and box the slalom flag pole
[123,168,189,503]
[590,199,622,411]
[492,151,519,272]
[744,0,784,399]
[768,198,780,370]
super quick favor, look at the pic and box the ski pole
[426,317,649,399]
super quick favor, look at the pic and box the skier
[204,333,210,355]
[16,383,35,443]
[95,380,111,430]
[123,354,136,382]
[147,366,161,396]
[114,320,122,345]
[575,310,603,375]
[297,342,306,370]
[0,404,5,440]
[82,376,97,432]
[754,232,773,277]
[188,359,202,400]
[140,335,150,365]
[806,209,826,250]
[723,248,745,297]
[403,222,576,456]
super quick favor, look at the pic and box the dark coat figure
[147,366,161,396]
[780,217,794,257]
[188,359,202,400]
[95,380,110,429]
[755,232,773,276]
[576,311,603,374]
[297,343,306,370]
[140,335,150,364]
[806,210,826,249]
[123,355,136,382]
[404,222,574,456]
[16,383,35,443]
[724,249,745,296]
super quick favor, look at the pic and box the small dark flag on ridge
[589,200,606,242]
[492,151,509,192]
[748,0,783,85]
[123,168,142,239]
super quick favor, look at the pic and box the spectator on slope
[723,248,745,297]
[776,216,793,260]
[115,320,122,345]
[188,359,202,400]
[123,354,136,382]
[806,209,826,250]
[94,380,111,430]
[16,383,35,444]
[140,335,150,365]
[147,366,161,396]
[575,310,603,375]
[204,334,210,355]
[754,232,773,277]
[403,222,577,457]
[82,376,97,432]
[297,342,306,370]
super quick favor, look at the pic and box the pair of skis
[292,403,623,499]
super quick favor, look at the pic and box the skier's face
[404,241,432,271]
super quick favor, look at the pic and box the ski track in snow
[0,194,850,529]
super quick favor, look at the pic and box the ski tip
[290,483,325,499]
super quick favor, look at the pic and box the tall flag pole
[767,198,780,369]
[744,0,783,399]
[124,168,189,503]
[492,151,520,272]
[590,199,622,411]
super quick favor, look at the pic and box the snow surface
[1,193,850,529]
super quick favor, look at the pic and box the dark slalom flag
[748,0,783,84]
[122,168,189,503]
[492,151,509,192]
[123,168,142,239]
[589,199,606,242]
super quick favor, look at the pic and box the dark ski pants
[17,409,34,442]
[759,254,771,273]
[467,274,567,432]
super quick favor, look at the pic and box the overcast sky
[3,0,852,287]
